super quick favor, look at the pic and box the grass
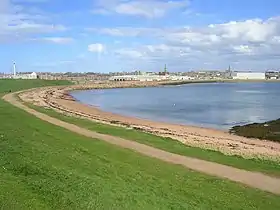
[1,79,280,209]
[28,104,280,177]
[0,79,71,94]
[230,119,280,142]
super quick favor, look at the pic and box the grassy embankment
[27,102,280,177]
[0,79,71,93]
[1,79,280,209]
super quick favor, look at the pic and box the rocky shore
[230,119,280,143]
[18,81,280,161]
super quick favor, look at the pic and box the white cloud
[92,16,280,70]
[0,0,11,13]
[232,45,253,54]
[12,0,48,3]
[116,44,190,60]
[58,60,75,64]
[162,18,280,48]
[88,43,105,53]
[92,0,189,18]
[94,17,280,45]
[0,0,67,43]
[87,27,164,37]
[33,37,74,44]
[218,19,277,42]
[91,8,110,15]
[115,48,144,58]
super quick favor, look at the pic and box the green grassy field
[29,104,280,177]
[1,79,280,209]
[0,79,71,94]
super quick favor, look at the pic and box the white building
[169,76,194,81]
[109,75,163,81]
[232,72,265,80]
[14,72,38,80]
[109,75,195,82]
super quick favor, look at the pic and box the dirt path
[3,92,280,195]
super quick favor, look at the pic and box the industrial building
[14,72,38,79]
[109,75,165,81]
[232,72,266,80]
[109,65,196,81]
[109,74,194,82]
[265,71,279,79]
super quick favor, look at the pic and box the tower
[13,62,16,77]
[226,65,232,79]
[164,64,167,74]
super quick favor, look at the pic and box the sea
[70,82,280,130]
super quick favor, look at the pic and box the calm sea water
[70,82,280,130]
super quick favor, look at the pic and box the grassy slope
[2,99,280,209]
[30,105,280,177]
[0,79,71,94]
[1,80,280,209]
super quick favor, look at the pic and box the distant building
[265,71,279,80]
[0,73,12,79]
[232,72,265,80]
[159,64,169,76]
[108,74,195,82]
[225,65,233,79]
[14,72,38,80]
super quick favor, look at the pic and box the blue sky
[1,0,280,73]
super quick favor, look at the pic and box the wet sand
[18,81,280,161]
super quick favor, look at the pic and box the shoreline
[18,81,280,160]
[71,80,280,132]
[230,119,280,143]
[71,92,229,132]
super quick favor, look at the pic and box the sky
[1,0,280,73]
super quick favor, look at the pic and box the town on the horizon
[0,63,280,82]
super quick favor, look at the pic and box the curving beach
[18,81,280,161]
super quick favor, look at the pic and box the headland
[231,119,280,142]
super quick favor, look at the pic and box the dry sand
[18,81,280,161]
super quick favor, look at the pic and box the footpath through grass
[1,80,280,209]
[30,105,280,177]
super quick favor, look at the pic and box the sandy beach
[18,81,280,161]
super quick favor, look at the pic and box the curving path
[3,91,280,195]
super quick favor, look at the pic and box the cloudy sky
[1,0,280,73]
